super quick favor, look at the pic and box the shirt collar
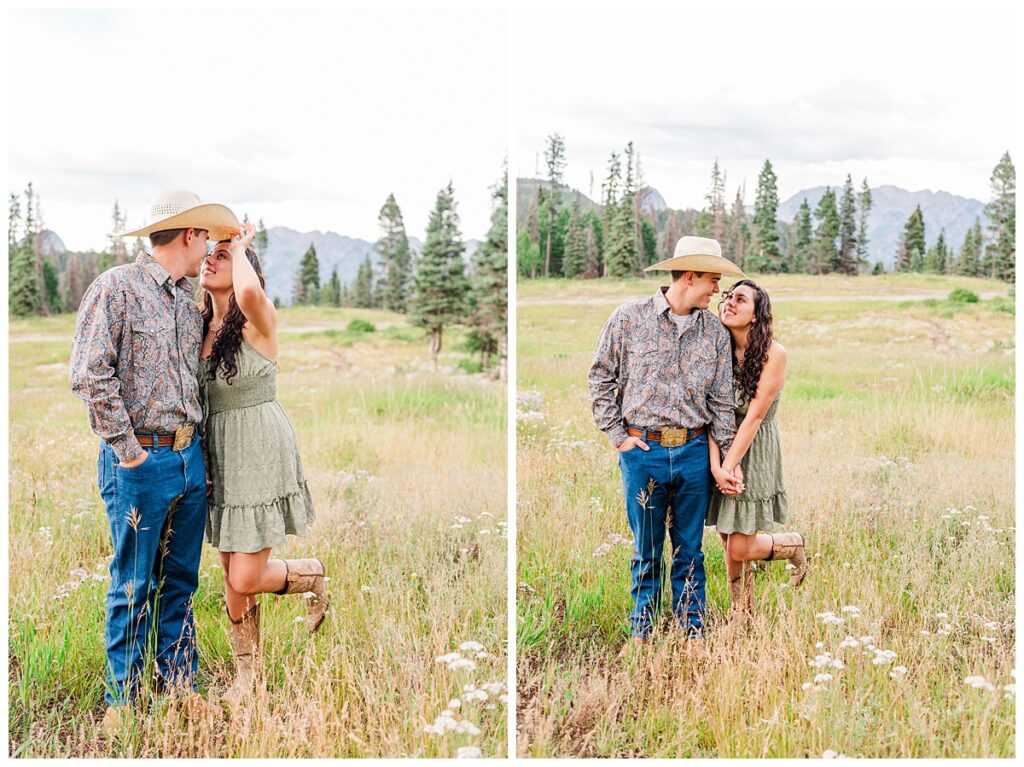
[654,285,706,333]
[137,251,185,293]
[653,285,672,315]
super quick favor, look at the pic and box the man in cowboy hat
[588,235,745,646]
[71,190,239,731]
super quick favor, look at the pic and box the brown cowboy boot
[767,531,808,586]
[727,573,748,625]
[743,561,756,614]
[278,559,329,633]
[221,602,261,711]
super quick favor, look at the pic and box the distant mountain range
[775,186,985,268]
[518,177,987,268]
[257,227,480,304]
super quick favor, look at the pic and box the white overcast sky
[514,6,1015,209]
[9,8,508,251]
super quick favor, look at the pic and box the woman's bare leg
[221,549,289,620]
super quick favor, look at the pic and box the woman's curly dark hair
[723,279,773,402]
[201,245,265,385]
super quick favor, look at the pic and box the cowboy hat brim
[119,203,240,241]
[644,253,746,278]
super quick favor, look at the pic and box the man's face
[688,272,722,309]
[183,228,210,277]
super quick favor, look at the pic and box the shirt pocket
[627,342,677,385]
[128,316,174,366]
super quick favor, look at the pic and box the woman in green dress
[199,223,328,710]
[707,279,808,624]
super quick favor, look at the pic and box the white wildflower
[965,675,995,691]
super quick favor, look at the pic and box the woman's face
[200,243,234,292]
[720,284,757,329]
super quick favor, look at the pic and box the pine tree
[255,218,269,257]
[582,221,601,279]
[601,151,633,278]
[542,133,566,277]
[751,160,781,271]
[956,219,983,277]
[856,178,872,266]
[924,229,947,274]
[339,280,353,307]
[813,187,840,273]
[619,141,640,274]
[409,181,470,367]
[376,193,412,311]
[9,192,21,272]
[562,193,586,278]
[983,151,1015,282]
[470,166,509,379]
[11,184,43,316]
[706,159,727,244]
[640,218,657,268]
[9,190,40,317]
[110,200,128,266]
[354,254,374,307]
[901,206,926,273]
[895,232,910,272]
[725,186,751,269]
[792,198,813,273]
[42,259,61,313]
[837,175,858,274]
[295,243,320,304]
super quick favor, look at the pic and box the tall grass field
[9,306,507,758]
[516,273,1014,758]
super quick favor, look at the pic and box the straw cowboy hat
[120,190,239,241]
[645,235,746,278]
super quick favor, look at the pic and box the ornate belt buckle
[660,427,687,447]
[172,424,195,452]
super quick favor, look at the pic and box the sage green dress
[201,340,315,553]
[706,389,788,534]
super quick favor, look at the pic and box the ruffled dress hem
[205,483,316,553]
[707,490,788,535]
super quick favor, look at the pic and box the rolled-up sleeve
[707,326,736,454]
[70,280,143,462]
[588,307,629,448]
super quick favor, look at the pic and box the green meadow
[516,274,1014,758]
[9,306,507,758]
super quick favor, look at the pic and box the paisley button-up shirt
[589,286,736,451]
[70,252,204,462]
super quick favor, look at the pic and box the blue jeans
[97,436,207,706]
[618,433,711,638]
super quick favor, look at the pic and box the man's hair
[149,227,207,247]
[671,270,706,281]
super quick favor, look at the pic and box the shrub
[457,358,484,374]
[347,318,376,333]
[948,288,979,303]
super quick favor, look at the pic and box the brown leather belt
[134,424,196,451]
[627,424,707,447]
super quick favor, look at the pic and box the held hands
[714,463,745,495]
